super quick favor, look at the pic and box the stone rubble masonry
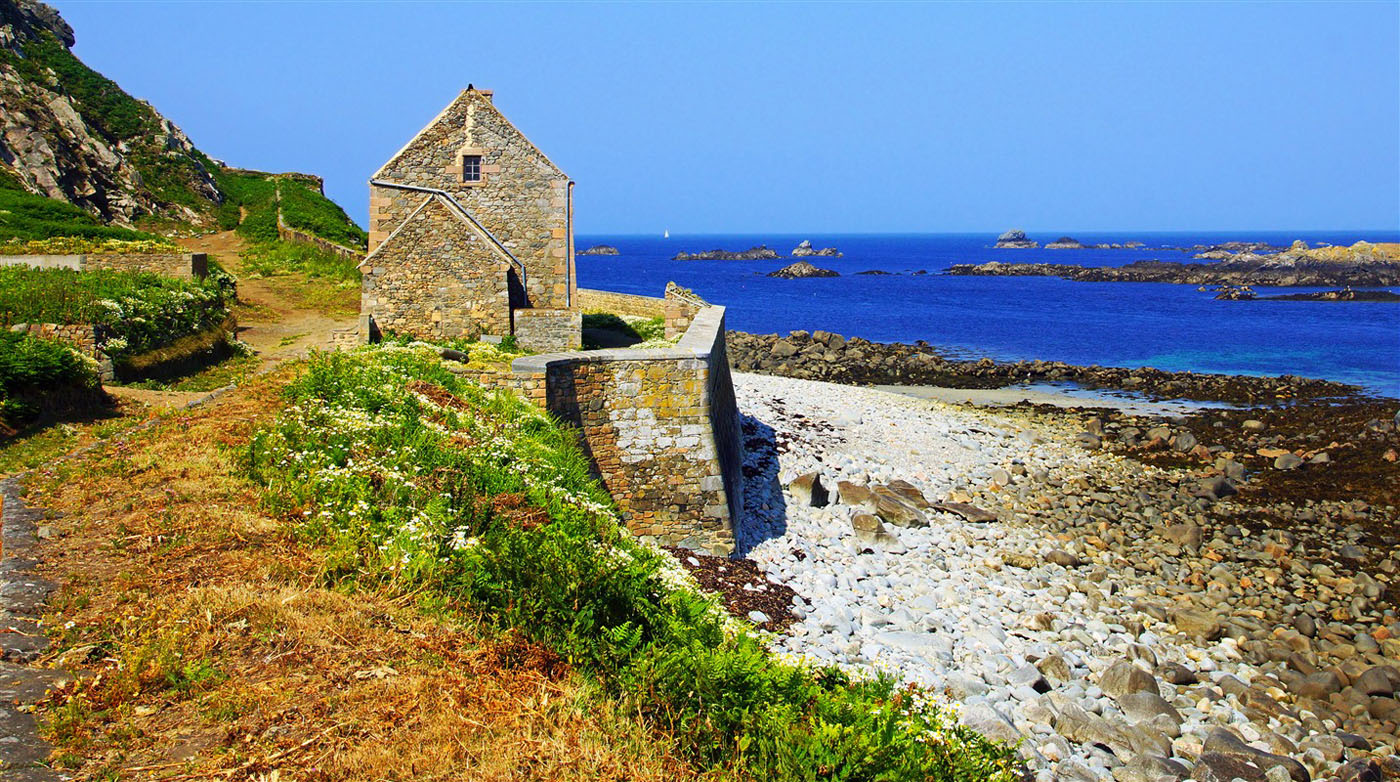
[370,88,575,312]
[663,282,707,340]
[501,305,745,556]
[513,308,581,352]
[359,195,514,342]
[7,322,113,380]
[0,252,208,279]
[365,87,579,352]
[9,315,239,383]
[577,288,666,319]
[276,213,363,263]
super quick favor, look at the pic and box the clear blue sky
[52,1,1400,234]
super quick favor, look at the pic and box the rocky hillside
[0,0,363,245]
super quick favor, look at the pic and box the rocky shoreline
[730,371,1400,782]
[1219,287,1400,303]
[952,241,1400,288]
[726,329,1363,406]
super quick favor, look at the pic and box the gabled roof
[370,87,568,182]
[360,192,521,282]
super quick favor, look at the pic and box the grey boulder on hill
[0,0,222,226]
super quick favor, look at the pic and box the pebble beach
[727,372,1400,782]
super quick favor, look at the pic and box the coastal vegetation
[0,330,101,430]
[0,266,234,361]
[0,172,159,242]
[245,346,1022,780]
[0,235,182,255]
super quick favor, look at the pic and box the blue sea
[575,231,1400,398]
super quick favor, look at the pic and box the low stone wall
[0,253,207,279]
[9,314,238,383]
[277,216,364,262]
[577,288,666,319]
[506,305,744,555]
[513,308,582,353]
[8,322,112,380]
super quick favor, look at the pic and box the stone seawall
[0,253,207,279]
[505,305,744,555]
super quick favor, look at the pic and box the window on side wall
[462,155,482,182]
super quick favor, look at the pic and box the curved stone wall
[508,305,744,555]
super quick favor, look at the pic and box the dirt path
[178,230,358,363]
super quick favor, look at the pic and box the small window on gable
[462,155,482,182]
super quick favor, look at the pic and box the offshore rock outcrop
[0,0,222,227]
[949,241,1400,288]
[674,245,782,261]
[579,244,619,255]
[767,260,839,279]
[994,229,1038,249]
[791,239,842,257]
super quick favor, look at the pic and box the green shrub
[0,331,99,428]
[0,267,232,360]
[248,347,1020,780]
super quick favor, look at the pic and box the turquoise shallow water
[575,231,1400,398]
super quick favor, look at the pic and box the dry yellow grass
[26,370,711,781]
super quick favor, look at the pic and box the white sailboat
[663,229,669,239]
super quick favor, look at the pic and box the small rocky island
[994,229,1039,249]
[791,239,842,257]
[952,240,1400,288]
[674,246,783,261]
[767,261,840,279]
[674,241,843,261]
[1215,285,1400,303]
[580,244,620,255]
[996,230,1145,250]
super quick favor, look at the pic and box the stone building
[360,86,580,351]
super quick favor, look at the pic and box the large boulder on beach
[786,473,829,507]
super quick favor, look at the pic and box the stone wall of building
[577,288,666,319]
[370,88,574,311]
[512,308,581,353]
[360,197,513,341]
[505,305,743,555]
[0,253,206,279]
